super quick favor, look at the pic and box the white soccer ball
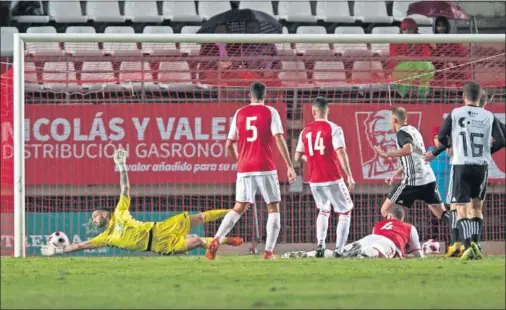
[48,231,70,249]
[422,239,441,254]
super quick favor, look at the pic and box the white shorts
[344,234,400,258]
[310,179,353,214]
[235,172,281,204]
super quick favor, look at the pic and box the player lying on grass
[281,206,423,259]
[41,147,242,256]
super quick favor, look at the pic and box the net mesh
[1,39,505,256]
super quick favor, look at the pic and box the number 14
[306,131,325,156]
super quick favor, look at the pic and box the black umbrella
[197,8,282,34]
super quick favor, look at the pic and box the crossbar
[17,33,505,44]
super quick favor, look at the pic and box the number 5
[246,117,257,142]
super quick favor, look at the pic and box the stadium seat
[353,1,393,24]
[198,1,232,20]
[81,62,118,90]
[42,62,79,91]
[351,61,384,84]
[275,26,294,56]
[25,27,63,56]
[279,61,311,87]
[0,27,18,57]
[159,61,193,86]
[86,0,126,22]
[24,62,42,91]
[371,27,399,56]
[48,0,87,23]
[295,26,332,55]
[180,26,202,56]
[65,26,102,55]
[103,27,141,55]
[119,62,155,90]
[24,62,39,83]
[162,0,201,22]
[142,26,179,55]
[334,27,371,56]
[239,1,276,17]
[392,1,433,25]
[316,1,355,23]
[11,4,50,23]
[313,61,347,87]
[124,0,163,23]
[278,1,317,22]
[419,27,433,34]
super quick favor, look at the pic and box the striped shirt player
[384,125,442,209]
[294,97,355,258]
[342,206,423,259]
[437,82,505,260]
[439,105,505,204]
[206,82,296,261]
[375,107,447,225]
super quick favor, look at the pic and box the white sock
[265,212,281,252]
[335,214,351,254]
[214,210,241,240]
[316,211,330,248]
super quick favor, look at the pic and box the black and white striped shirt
[396,125,436,186]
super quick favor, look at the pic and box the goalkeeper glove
[41,244,64,256]
[114,147,127,171]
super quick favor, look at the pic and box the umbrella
[407,1,470,20]
[197,8,282,34]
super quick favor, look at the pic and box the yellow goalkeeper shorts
[151,212,191,255]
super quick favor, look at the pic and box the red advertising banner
[1,103,288,185]
[302,104,506,184]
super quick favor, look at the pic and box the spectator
[198,23,234,84]
[431,17,469,87]
[388,18,434,98]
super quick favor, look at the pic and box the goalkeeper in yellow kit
[41,147,243,256]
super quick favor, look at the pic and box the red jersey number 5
[246,116,258,142]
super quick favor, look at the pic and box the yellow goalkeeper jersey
[89,195,154,251]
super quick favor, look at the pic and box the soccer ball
[422,239,440,254]
[48,231,70,249]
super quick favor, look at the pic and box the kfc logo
[355,110,422,180]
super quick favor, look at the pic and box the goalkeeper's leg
[176,236,244,254]
[189,209,230,228]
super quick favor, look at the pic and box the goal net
[1,33,505,257]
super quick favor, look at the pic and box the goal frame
[12,33,505,257]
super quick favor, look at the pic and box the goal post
[8,33,505,257]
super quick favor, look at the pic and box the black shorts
[448,165,488,203]
[387,181,442,208]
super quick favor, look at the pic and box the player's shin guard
[457,218,472,248]
[203,209,229,223]
[316,211,330,247]
[214,210,241,239]
[449,210,459,244]
[265,212,280,252]
[470,217,483,244]
[335,213,351,254]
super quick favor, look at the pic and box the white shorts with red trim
[344,234,400,258]
[310,179,353,214]
[235,172,281,204]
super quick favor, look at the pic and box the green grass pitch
[1,255,504,309]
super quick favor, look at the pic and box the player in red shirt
[206,82,297,260]
[294,97,355,258]
[343,206,423,259]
